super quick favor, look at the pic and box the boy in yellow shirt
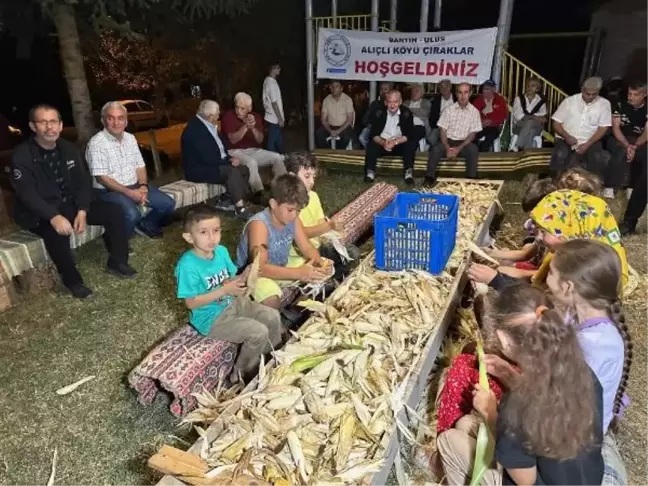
[285,151,360,280]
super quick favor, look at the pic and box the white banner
[317,27,498,84]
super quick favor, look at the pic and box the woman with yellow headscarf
[468,189,628,290]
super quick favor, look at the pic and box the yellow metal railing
[313,14,390,32]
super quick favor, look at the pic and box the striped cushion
[0,180,225,279]
[159,180,225,209]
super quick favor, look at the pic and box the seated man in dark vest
[181,100,252,220]
[363,90,417,185]
[10,104,136,299]
[511,77,547,151]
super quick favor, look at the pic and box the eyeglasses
[32,119,61,127]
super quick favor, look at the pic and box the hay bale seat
[313,148,552,179]
[128,182,399,416]
[0,180,226,310]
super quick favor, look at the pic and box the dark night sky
[1,0,594,125]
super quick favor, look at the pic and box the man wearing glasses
[10,104,136,299]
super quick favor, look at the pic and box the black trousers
[476,126,501,152]
[623,144,647,227]
[550,138,607,180]
[364,139,417,173]
[189,165,251,204]
[31,200,129,288]
[315,125,354,150]
[426,139,479,179]
[606,135,642,189]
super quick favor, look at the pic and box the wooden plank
[150,445,270,486]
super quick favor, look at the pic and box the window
[123,102,141,113]
[137,101,154,112]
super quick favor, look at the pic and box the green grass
[0,173,645,484]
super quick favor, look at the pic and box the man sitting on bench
[425,83,482,185]
[363,90,417,185]
[315,81,355,150]
[10,104,136,299]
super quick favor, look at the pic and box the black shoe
[106,262,138,279]
[620,221,637,237]
[67,283,93,299]
[423,176,437,188]
[214,199,235,213]
[364,170,376,183]
[134,224,163,239]
[234,206,253,221]
[404,169,415,186]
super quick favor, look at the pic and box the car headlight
[8,126,22,135]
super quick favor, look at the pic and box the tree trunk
[52,2,96,144]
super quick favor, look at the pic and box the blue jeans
[266,122,284,153]
[98,184,175,237]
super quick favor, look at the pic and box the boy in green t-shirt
[285,151,360,280]
[175,204,282,383]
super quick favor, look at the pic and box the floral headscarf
[530,190,628,288]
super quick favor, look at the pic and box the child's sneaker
[214,199,235,212]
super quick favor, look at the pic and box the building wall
[591,0,647,80]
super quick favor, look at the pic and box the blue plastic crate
[374,192,459,274]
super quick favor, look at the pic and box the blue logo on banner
[323,34,352,67]
[327,68,347,73]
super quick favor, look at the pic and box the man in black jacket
[180,100,252,220]
[10,104,135,298]
[363,90,417,184]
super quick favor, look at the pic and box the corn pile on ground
[180,181,501,486]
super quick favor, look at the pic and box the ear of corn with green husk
[179,180,501,486]
[470,340,496,486]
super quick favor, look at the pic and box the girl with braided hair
[547,239,630,433]
[437,284,604,485]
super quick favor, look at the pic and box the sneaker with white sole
[404,168,414,185]
[603,188,615,199]
[626,188,634,199]
[214,199,235,212]
[364,170,376,183]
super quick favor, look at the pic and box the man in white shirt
[511,77,547,151]
[403,83,432,147]
[86,101,176,239]
[315,81,355,150]
[550,76,612,179]
[425,83,482,185]
[262,63,284,154]
[364,90,417,184]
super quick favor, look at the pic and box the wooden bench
[0,179,225,311]
[127,182,399,416]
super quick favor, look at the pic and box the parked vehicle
[95,100,169,133]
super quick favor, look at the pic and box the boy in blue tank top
[175,205,282,383]
[237,174,330,309]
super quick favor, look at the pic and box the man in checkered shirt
[86,101,175,239]
[425,82,482,185]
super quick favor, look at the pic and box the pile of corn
[182,181,501,486]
